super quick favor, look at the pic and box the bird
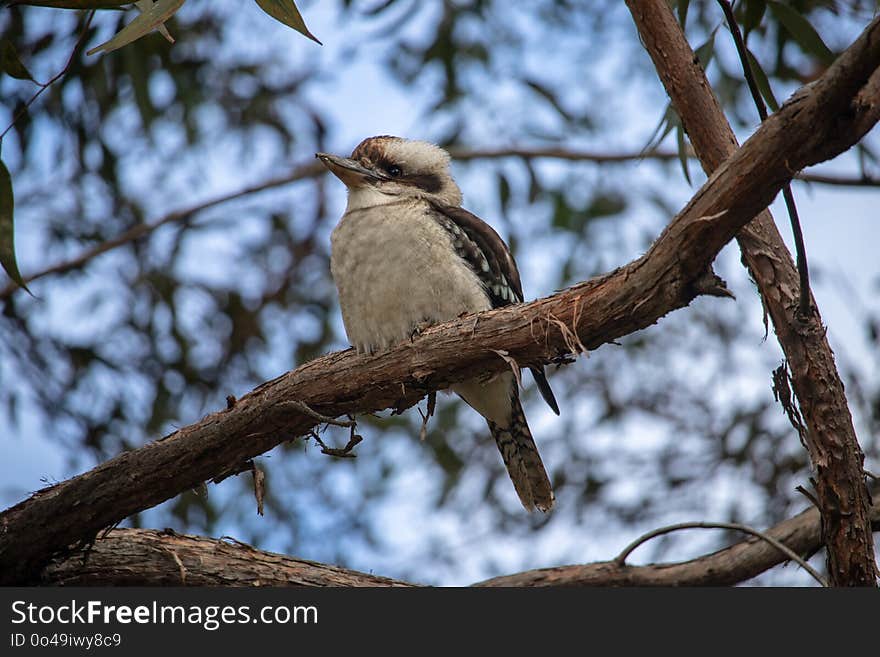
[317,136,559,512]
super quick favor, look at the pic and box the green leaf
[524,78,574,123]
[497,172,511,215]
[7,1,131,7]
[746,48,779,112]
[676,0,690,28]
[694,28,717,70]
[135,0,175,43]
[741,0,767,36]
[676,124,692,186]
[0,40,35,81]
[767,1,835,66]
[254,0,322,45]
[86,0,184,56]
[584,192,627,220]
[642,102,679,154]
[0,160,31,295]
[550,192,578,231]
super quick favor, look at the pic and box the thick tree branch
[39,502,880,586]
[1,16,879,585]
[626,0,879,586]
[41,529,415,587]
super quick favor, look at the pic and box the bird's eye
[386,165,402,177]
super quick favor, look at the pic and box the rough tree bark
[1,13,879,586]
[626,0,879,586]
[39,501,880,586]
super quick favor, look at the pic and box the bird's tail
[488,394,555,512]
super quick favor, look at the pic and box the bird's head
[317,136,463,208]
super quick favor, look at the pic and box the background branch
[0,160,325,300]
[478,501,880,587]
[613,520,826,586]
[1,155,875,302]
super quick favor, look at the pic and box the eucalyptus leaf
[676,124,692,186]
[8,1,131,8]
[642,102,679,154]
[676,0,690,28]
[746,48,779,112]
[1,40,35,81]
[741,0,767,36]
[768,1,835,65]
[136,0,174,43]
[0,160,31,295]
[497,172,511,215]
[86,0,184,56]
[694,28,717,70]
[254,0,322,45]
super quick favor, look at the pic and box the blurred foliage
[0,0,878,585]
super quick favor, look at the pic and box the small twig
[717,0,812,316]
[796,484,821,510]
[312,431,362,458]
[417,392,436,442]
[279,399,355,427]
[614,520,827,586]
[795,172,880,187]
[0,11,96,142]
[99,520,121,540]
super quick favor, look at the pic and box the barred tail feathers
[452,373,555,512]
[487,394,555,512]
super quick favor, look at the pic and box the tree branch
[626,0,879,586]
[41,529,416,587]
[478,501,880,587]
[612,520,827,586]
[39,502,880,586]
[455,147,880,188]
[1,14,879,584]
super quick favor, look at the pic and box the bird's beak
[316,153,385,188]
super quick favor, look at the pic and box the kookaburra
[317,136,559,512]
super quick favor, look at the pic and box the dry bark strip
[40,502,880,586]
[1,15,879,585]
[626,0,879,586]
